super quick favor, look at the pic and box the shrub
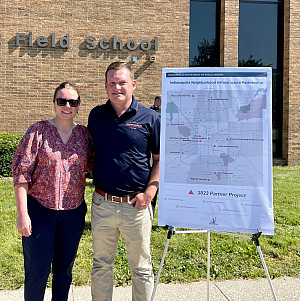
[0,133,23,177]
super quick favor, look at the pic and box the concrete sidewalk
[0,277,299,301]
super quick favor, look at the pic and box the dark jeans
[22,195,87,301]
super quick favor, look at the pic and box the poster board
[158,67,274,235]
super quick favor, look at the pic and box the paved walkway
[0,277,299,300]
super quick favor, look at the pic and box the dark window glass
[239,3,278,68]
[240,0,279,2]
[239,0,283,158]
[189,0,220,67]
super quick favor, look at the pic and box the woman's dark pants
[22,195,87,301]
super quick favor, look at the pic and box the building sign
[14,32,158,51]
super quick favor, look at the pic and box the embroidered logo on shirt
[125,122,142,129]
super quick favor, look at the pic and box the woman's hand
[14,183,31,237]
[17,213,32,237]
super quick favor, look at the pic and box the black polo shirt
[88,97,160,196]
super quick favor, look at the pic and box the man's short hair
[105,62,134,82]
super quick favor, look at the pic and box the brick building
[0,0,299,165]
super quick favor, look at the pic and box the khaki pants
[91,191,154,301]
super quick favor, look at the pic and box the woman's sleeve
[12,123,43,186]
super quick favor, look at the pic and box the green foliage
[0,167,299,289]
[0,133,23,177]
[238,55,272,67]
[191,38,219,67]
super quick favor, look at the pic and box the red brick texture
[0,0,299,165]
[0,0,190,133]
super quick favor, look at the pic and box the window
[239,0,283,158]
[189,0,220,67]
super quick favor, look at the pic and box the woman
[12,82,91,301]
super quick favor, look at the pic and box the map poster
[158,67,274,235]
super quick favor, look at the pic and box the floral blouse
[12,121,92,210]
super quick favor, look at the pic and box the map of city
[158,68,274,234]
[164,88,267,187]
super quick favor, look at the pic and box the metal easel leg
[150,226,176,301]
[252,232,278,301]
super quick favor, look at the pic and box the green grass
[0,166,299,289]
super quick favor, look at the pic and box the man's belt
[95,187,139,203]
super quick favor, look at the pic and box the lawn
[0,166,299,289]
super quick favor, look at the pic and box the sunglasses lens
[56,98,67,106]
[69,99,80,107]
[56,98,80,107]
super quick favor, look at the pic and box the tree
[191,39,219,67]
[238,55,272,67]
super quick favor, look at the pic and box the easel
[150,226,278,301]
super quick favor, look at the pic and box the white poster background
[158,67,274,235]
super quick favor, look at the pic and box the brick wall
[220,0,239,67]
[283,0,300,165]
[0,0,190,134]
[1,0,299,165]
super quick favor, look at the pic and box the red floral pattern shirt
[12,121,92,210]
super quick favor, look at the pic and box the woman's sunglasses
[56,97,80,107]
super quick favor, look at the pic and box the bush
[0,133,23,177]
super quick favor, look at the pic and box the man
[88,62,160,301]
[149,95,162,213]
[150,95,161,116]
